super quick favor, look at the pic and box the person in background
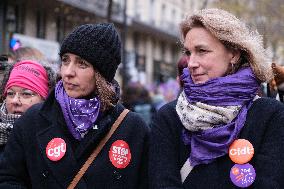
[0,60,56,157]
[9,46,59,79]
[151,90,166,111]
[177,55,189,88]
[8,46,46,63]
[0,23,149,189]
[272,62,284,102]
[0,47,59,86]
[267,77,278,98]
[149,8,284,188]
[122,83,155,125]
[0,55,8,71]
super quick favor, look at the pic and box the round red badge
[109,140,131,169]
[229,139,254,164]
[46,138,66,161]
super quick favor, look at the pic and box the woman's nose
[187,56,199,68]
[10,94,22,105]
[63,64,76,76]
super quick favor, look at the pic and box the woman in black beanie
[0,23,149,189]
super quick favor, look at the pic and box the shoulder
[126,111,148,126]
[19,93,58,124]
[115,103,150,133]
[154,100,179,120]
[155,100,178,117]
[249,97,284,116]
[245,97,284,134]
[13,102,44,132]
[151,100,182,132]
[252,97,284,108]
[18,102,44,120]
[27,102,44,113]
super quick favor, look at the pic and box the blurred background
[0,0,284,105]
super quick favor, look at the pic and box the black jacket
[149,98,284,189]
[0,92,150,189]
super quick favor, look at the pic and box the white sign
[12,33,60,61]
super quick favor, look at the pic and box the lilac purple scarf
[55,80,100,140]
[181,67,260,166]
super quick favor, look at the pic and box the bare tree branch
[107,0,113,22]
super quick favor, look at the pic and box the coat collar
[74,102,125,159]
[36,122,79,188]
[36,90,125,188]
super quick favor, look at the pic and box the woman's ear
[230,50,241,64]
[230,50,241,65]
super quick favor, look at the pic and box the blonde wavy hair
[180,8,273,82]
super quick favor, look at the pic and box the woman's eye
[183,49,191,57]
[22,92,33,98]
[61,56,70,65]
[78,60,89,68]
[21,91,35,98]
[6,91,15,97]
[198,49,207,53]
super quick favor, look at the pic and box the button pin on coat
[229,139,254,164]
[230,163,256,188]
[113,170,122,180]
[109,140,131,169]
[46,138,66,161]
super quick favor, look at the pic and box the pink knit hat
[4,60,49,99]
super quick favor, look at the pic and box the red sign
[109,140,131,169]
[46,138,66,161]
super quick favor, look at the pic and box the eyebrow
[62,54,83,60]
[183,44,209,50]
[75,56,88,63]
[7,89,33,92]
[22,89,34,92]
[194,44,209,49]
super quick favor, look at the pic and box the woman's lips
[192,74,204,77]
[64,82,77,89]
[13,111,23,115]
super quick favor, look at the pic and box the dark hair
[122,83,151,110]
[177,56,188,87]
[0,55,8,70]
[0,54,8,62]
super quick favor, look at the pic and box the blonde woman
[149,8,284,188]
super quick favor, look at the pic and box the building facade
[0,0,207,85]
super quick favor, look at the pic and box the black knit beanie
[59,23,121,82]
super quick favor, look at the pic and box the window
[36,9,46,38]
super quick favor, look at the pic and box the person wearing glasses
[0,60,56,156]
[0,23,149,189]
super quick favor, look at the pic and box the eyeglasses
[6,90,38,100]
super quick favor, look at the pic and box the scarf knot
[181,67,259,106]
[55,80,100,140]
[177,67,260,167]
[0,102,21,145]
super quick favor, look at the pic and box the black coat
[0,92,150,189]
[149,97,284,189]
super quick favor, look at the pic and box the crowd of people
[0,7,283,189]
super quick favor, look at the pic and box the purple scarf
[181,67,260,166]
[55,80,100,140]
